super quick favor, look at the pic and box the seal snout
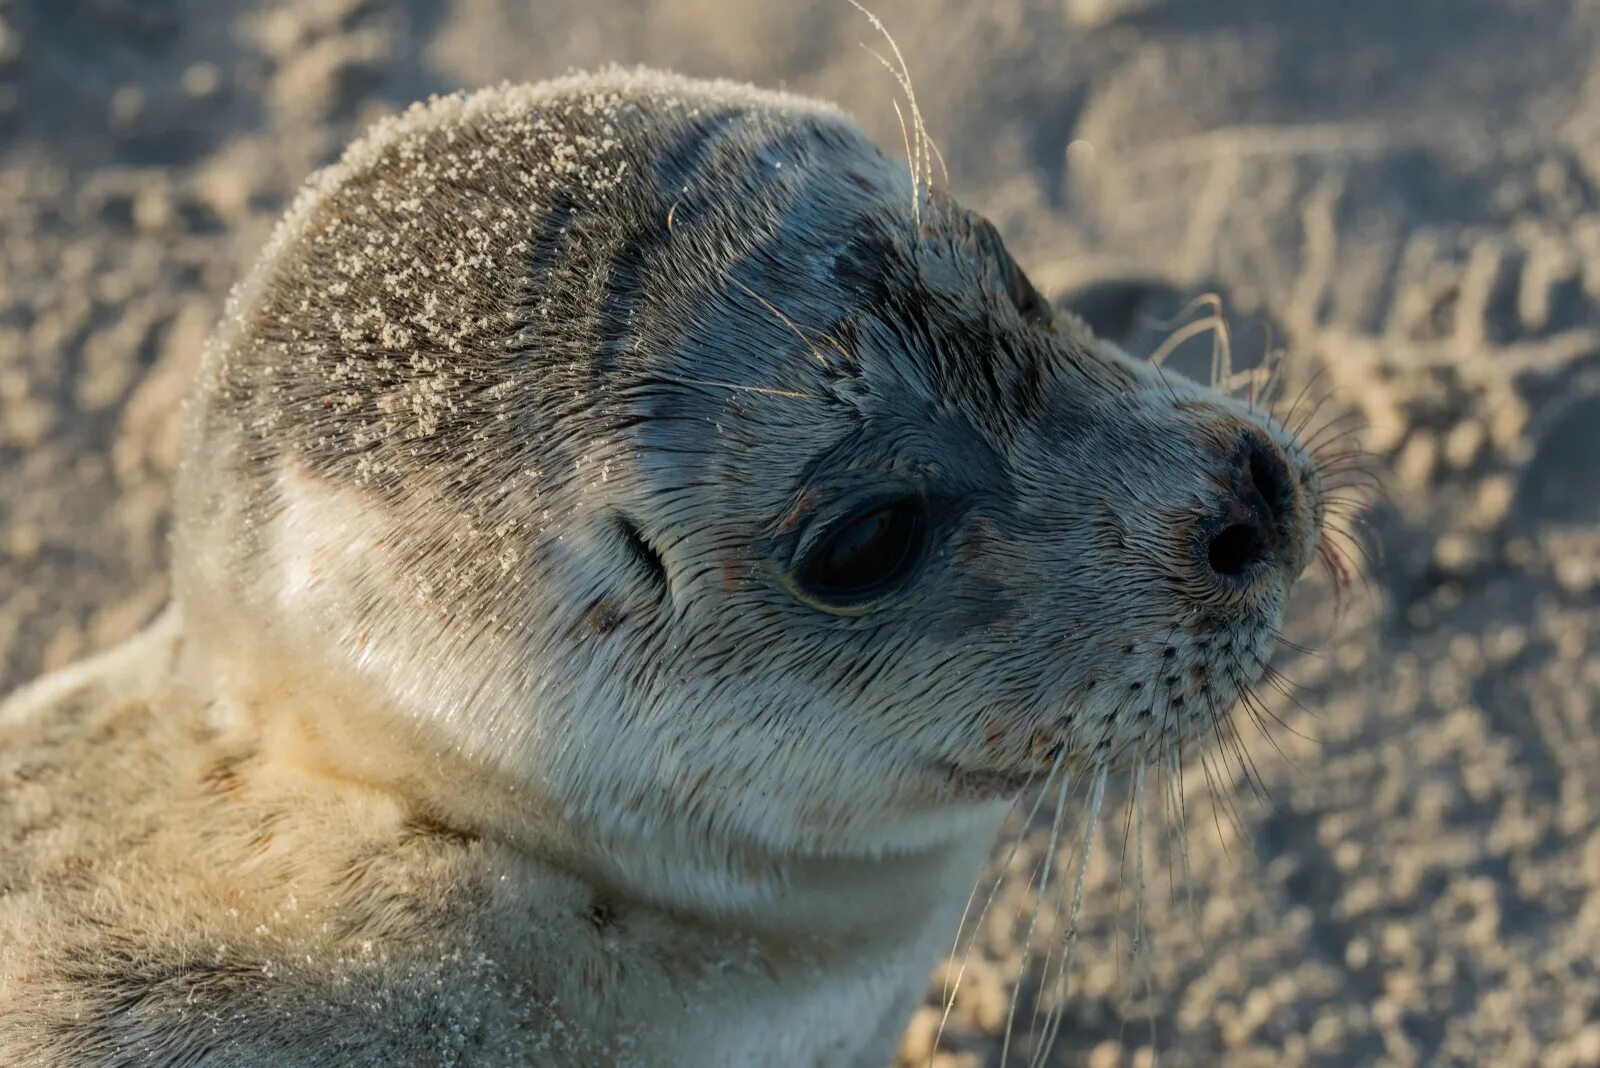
[1200,434,1298,580]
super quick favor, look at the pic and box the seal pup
[0,69,1335,1065]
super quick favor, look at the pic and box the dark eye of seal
[793,499,928,610]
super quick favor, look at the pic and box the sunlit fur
[0,70,1335,1066]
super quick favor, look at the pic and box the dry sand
[1,1,1598,1065]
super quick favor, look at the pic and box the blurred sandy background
[1,1,1598,1064]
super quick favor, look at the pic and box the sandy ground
[2,1,1598,1065]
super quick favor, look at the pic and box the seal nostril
[1199,436,1296,581]
[1248,443,1292,526]
[1207,522,1263,577]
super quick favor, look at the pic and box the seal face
[2,69,1332,1066]
[179,67,1324,854]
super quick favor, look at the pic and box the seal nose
[1204,437,1294,578]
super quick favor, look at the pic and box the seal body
[0,614,976,1066]
[1,70,1327,1065]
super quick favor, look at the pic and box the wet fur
[0,69,1324,1065]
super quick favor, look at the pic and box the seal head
[174,69,1325,875]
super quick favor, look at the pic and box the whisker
[1000,762,1075,1066]
[937,791,1027,1006]
[1209,304,1234,395]
[1316,541,1355,624]
[1324,521,1379,572]
[1312,452,1382,479]
[1308,442,1374,479]
[1270,630,1321,658]
[1308,435,1374,461]
[1309,441,1379,467]
[1203,743,1250,850]
[1232,675,1305,773]
[1279,365,1329,436]
[1166,744,1203,935]
[1158,744,1182,909]
[1150,354,1186,406]
[1202,685,1251,802]
[1255,661,1324,732]
[932,757,1065,1065]
[1111,767,1142,990]
[1147,308,1224,371]
[1133,762,1159,1057]
[643,373,823,401]
[1302,414,1367,457]
[1031,768,1107,1066]
[729,277,850,370]
[1318,479,1386,506]
[1327,512,1387,565]
[887,95,916,214]
[1218,693,1273,804]
[1254,323,1288,415]
[847,1,936,224]
[1322,491,1383,517]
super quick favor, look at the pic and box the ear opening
[968,213,1052,327]
[614,513,670,602]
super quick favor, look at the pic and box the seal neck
[183,617,1000,939]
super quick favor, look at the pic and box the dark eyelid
[790,491,918,571]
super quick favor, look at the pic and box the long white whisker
[1134,761,1158,1056]
[1167,743,1202,934]
[1033,768,1107,1065]
[1000,761,1073,1066]
[651,374,822,401]
[847,2,933,227]
[729,276,847,370]
[1021,765,1093,1050]
[930,765,1060,1066]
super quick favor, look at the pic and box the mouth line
[937,619,1287,799]
[934,760,1043,798]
